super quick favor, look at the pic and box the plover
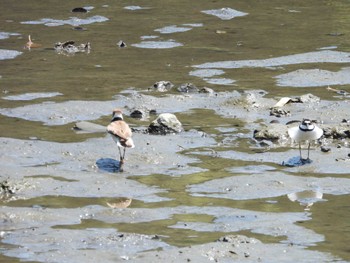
[288,119,323,161]
[107,109,134,171]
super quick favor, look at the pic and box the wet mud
[1,1,350,262]
[1,88,350,262]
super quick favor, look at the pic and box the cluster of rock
[54,40,91,55]
[253,92,350,143]
[128,110,183,135]
[150,81,214,94]
[123,80,217,135]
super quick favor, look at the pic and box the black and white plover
[288,119,323,161]
[107,109,135,171]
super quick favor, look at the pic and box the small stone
[72,26,87,31]
[130,109,145,119]
[72,7,88,13]
[177,83,199,93]
[270,107,290,117]
[298,93,320,103]
[321,146,331,153]
[117,40,127,48]
[199,87,214,94]
[149,109,157,115]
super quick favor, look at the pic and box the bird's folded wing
[107,121,132,140]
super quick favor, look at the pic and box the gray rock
[177,83,199,93]
[270,107,291,117]
[117,40,127,48]
[130,109,146,119]
[321,146,331,153]
[199,87,214,94]
[148,113,183,134]
[150,81,174,92]
[298,93,320,103]
[253,123,288,141]
[323,124,350,139]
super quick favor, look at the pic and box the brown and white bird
[107,109,134,171]
[288,119,323,161]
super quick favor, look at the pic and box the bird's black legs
[307,143,311,160]
[117,147,128,172]
[118,147,124,172]
[118,147,122,162]
[298,142,311,164]
[122,148,126,160]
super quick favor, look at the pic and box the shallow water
[1,0,350,262]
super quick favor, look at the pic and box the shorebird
[107,109,134,171]
[288,119,323,161]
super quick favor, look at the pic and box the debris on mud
[54,40,91,54]
[24,35,41,50]
[0,180,17,199]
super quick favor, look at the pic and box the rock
[177,83,199,93]
[253,123,288,141]
[71,7,88,13]
[150,81,174,92]
[217,235,252,244]
[148,113,183,134]
[321,146,331,153]
[298,93,321,103]
[323,124,350,139]
[117,40,127,48]
[149,109,157,115]
[130,109,158,119]
[198,87,214,94]
[72,26,87,31]
[130,109,146,119]
[270,107,290,117]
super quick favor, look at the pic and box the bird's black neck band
[299,126,315,132]
[111,117,123,122]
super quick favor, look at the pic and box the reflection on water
[1,0,350,262]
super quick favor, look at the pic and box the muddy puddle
[1,1,350,262]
